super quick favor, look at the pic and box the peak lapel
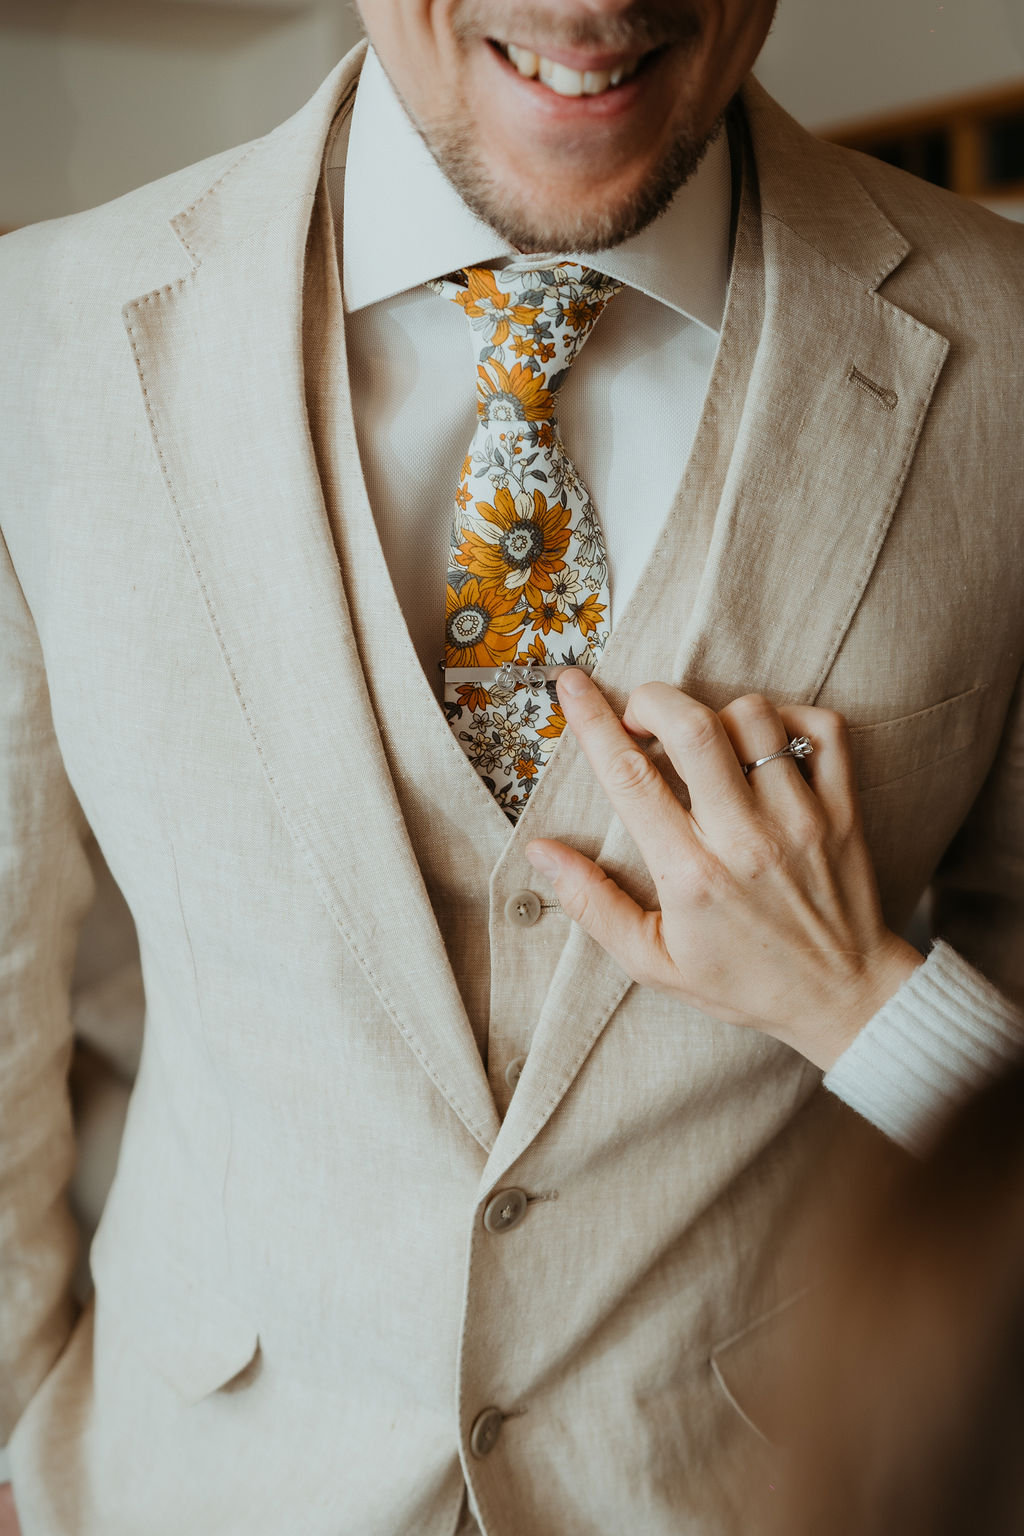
[122,45,499,1151]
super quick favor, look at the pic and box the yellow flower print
[477,359,554,424]
[445,577,523,667]
[527,601,566,636]
[454,268,542,347]
[517,634,548,667]
[429,261,627,823]
[537,698,566,739]
[456,682,492,712]
[569,593,606,637]
[460,487,571,608]
[566,297,601,331]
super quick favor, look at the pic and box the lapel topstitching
[122,45,500,1152]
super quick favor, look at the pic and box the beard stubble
[387,0,720,253]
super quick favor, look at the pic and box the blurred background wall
[1,0,1023,230]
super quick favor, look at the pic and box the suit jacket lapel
[123,45,500,1152]
[485,82,950,1184]
[677,79,950,711]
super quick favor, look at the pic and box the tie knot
[429,262,622,419]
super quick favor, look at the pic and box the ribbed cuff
[823,940,1024,1154]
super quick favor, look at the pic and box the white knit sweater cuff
[823,940,1024,1154]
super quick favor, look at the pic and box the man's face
[355,0,777,251]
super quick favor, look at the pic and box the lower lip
[482,40,666,122]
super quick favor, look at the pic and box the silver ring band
[743,735,814,776]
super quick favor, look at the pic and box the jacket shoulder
[744,77,1024,305]
[836,143,1024,366]
[836,141,1024,282]
[0,136,263,299]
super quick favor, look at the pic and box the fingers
[718,694,788,776]
[778,703,860,833]
[525,838,670,988]
[555,671,698,878]
[620,681,753,841]
[558,670,859,857]
[718,693,814,810]
[718,695,862,839]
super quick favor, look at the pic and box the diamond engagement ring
[742,735,814,776]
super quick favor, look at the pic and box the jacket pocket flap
[143,1293,260,1406]
[91,1227,260,1405]
[850,684,988,791]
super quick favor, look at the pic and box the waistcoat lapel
[122,44,500,1152]
[309,127,511,1062]
[484,82,951,1183]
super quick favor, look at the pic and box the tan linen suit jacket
[2,44,1023,1536]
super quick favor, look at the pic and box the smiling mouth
[488,39,668,98]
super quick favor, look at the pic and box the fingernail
[559,668,590,696]
[526,844,560,881]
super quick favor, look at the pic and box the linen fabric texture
[1,41,1024,1536]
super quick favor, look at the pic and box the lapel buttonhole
[847,365,899,412]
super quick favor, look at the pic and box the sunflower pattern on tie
[429,262,623,823]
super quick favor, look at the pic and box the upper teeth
[504,42,640,96]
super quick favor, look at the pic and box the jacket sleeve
[0,523,95,1443]
[825,668,1024,1152]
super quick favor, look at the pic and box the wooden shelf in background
[820,79,1024,203]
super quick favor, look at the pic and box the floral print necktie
[428,262,623,823]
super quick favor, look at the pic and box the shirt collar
[340,45,731,333]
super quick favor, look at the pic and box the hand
[526,673,922,1070]
[0,1483,21,1536]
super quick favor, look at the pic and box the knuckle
[675,859,718,909]
[627,681,664,712]
[731,830,782,882]
[605,745,659,797]
[560,884,592,925]
[788,807,828,847]
[560,869,602,926]
[729,692,778,728]
[675,703,720,755]
[813,707,851,749]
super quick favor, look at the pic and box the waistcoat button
[504,889,542,927]
[469,1406,505,1458]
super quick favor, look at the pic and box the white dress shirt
[329,45,732,684]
